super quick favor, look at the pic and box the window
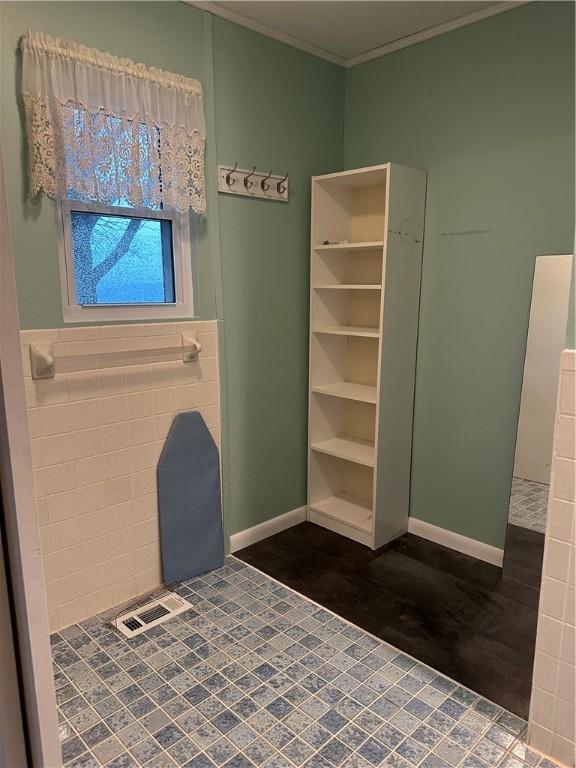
[58,199,193,322]
[58,109,194,322]
[21,31,205,323]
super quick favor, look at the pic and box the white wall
[514,255,573,485]
[528,349,575,766]
[21,321,220,631]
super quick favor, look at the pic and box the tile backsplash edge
[528,348,575,767]
[20,320,220,632]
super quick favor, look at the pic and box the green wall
[0,1,217,325]
[0,2,345,538]
[2,1,573,549]
[212,18,344,534]
[344,2,575,547]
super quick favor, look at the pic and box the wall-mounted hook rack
[261,170,272,192]
[277,172,289,195]
[225,162,238,188]
[218,164,289,202]
[243,166,257,191]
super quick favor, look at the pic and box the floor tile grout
[508,478,549,534]
[227,557,510,716]
[51,557,560,768]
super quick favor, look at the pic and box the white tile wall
[528,349,576,768]
[20,321,220,632]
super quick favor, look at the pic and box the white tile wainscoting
[20,321,220,633]
[528,349,575,767]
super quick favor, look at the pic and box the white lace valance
[21,31,206,214]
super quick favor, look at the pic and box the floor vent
[113,593,189,638]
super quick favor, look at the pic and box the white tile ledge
[20,319,217,345]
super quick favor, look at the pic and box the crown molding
[186,1,347,67]
[347,1,530,67]
[186,1,530,69]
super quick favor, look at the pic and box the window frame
[57,199,194,323]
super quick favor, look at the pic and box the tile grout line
[51,557,557,768]
[228,556,528,733]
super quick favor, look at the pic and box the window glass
[70,211,175,305]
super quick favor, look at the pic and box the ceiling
[191,1,524,67]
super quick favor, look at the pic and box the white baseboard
[230,506,307,553]
[408,517,504,567]
[229,507,504,566]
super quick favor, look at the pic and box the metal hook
[261,170,273,193]
[277,172,288,195]
[244,166,257,190]
[225,162,238,187]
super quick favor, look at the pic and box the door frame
[0,142,62,766]
[0,506,28,767]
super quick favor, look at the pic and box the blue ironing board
[157,411,224,583]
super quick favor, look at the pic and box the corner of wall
[528,348,575,767]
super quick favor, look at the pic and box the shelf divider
[314,241,384,253]
[310,436,375,467]
[313,284,382,290]
[311,382,377,404]
[313,325,380,339]
[309,495,373,534]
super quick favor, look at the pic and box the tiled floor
[53,557,560,768]
[508,478,549,533]
[237,524,539,718]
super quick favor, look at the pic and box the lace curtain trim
[21,31,206,215]
[24,96,206,214]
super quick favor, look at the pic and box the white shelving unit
[308,163,426,549]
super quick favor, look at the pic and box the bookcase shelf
[313,325,380,338]
[311,382,377,404]
[313,284,382,291]
[309,495,372,534]
[311,436,375,468]
[308,162,426,549]
[314,241,384,252]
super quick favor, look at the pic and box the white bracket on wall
[181,336,202,363]
[29,334,202,380]
[217,164,289,202]
[30,343,55,380]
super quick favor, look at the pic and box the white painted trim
[57,199,195,324]
[0,498,27,768]
[230,506,307,552]
[187,1,346,67]
[186,1,530,69]
[0,142,62,765]
[347,2,530,67]
[408,517,504,567]
[231,509,506,565]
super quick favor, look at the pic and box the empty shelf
[311,436,375,467]
[313,325,380,338]
[311,382,377,404]
[310,495,373,534]
[313,284,382,290]
[314,241,384,253]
